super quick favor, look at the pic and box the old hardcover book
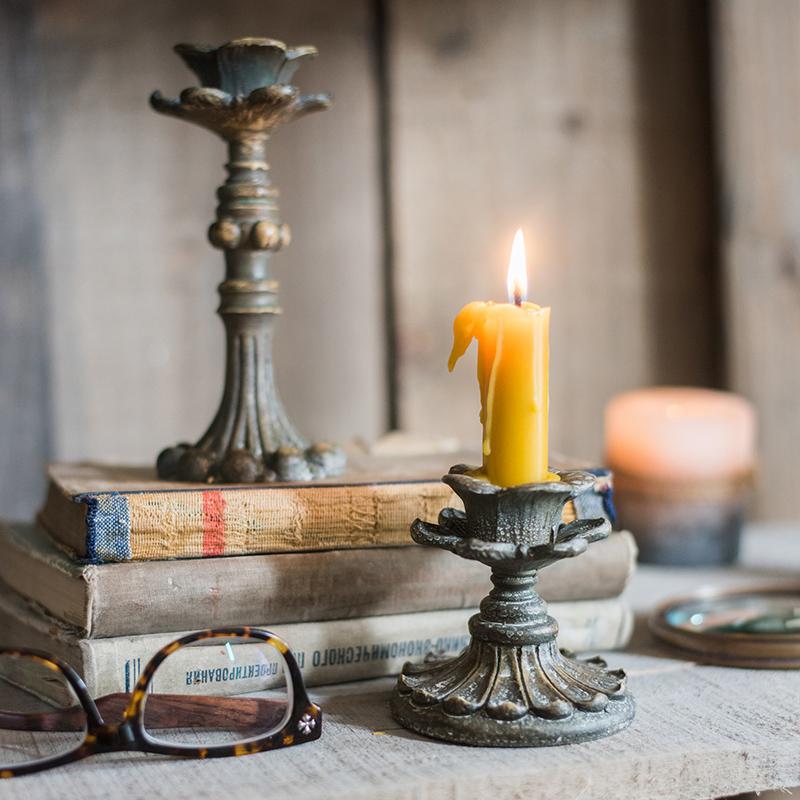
[37,455,613,563]
[0,523,637,637]
[0,584,634,703]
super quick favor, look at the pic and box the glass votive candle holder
[605,387,756,565]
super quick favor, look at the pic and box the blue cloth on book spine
[81,493,132,563]
[573,469,617,527]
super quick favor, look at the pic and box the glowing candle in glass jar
[448,229,554,486]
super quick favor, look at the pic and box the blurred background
[0,0,797,521]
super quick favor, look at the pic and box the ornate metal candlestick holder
[391,466,635,746]
[150,39,346,483]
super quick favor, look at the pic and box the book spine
[43,485,596,564]
[42,461,613,563]
[0,523,92,631]
[74,483,458,563]
[0,524,635,637]
[27,601,632,703]
[88,533,635,637]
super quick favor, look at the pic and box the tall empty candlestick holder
[391,465,635,746]
[150,38,346,484]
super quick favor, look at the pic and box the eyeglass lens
[0,653,87,768]
[142,635,293,746]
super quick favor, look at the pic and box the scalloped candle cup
[174,39,319,96]
[605,387,757,565]
[444,466,594,547]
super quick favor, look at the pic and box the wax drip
[483,324,503,460]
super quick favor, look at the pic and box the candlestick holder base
[391,466,635,747]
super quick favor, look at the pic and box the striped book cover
[38,453,614,564]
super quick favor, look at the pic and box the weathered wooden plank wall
[1,0,797,520]
[0,1,51,518]
[388,0,718,465]
[714,0,800,521]
[30,0,385,480]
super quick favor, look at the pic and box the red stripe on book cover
[202,492,226,556]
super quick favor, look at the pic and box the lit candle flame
[506,228,527,306]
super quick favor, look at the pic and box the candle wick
[513,289,523,307]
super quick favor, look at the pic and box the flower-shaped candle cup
[151,39,331,140]
[176,38,317,94]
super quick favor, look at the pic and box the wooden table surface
[1,524,799,800]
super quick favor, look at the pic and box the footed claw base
[391,681,634,747]
[156,441,347,483]
[391,639,634,747]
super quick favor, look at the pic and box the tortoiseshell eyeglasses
[0,627,321,778]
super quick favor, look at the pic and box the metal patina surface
[150,39,346,483]
[391,465,635,746]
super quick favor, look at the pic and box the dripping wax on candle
[449,229,554,486]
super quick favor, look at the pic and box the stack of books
[0,451,636,701]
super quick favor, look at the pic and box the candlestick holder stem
[150,38,346,483]
[391,466,635,746]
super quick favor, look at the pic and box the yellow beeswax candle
[448,230,553,486]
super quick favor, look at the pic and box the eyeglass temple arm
[0,693,288,732]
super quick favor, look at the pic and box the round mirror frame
[650,583,800,669]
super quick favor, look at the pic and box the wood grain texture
[388,0,717,464]
[0,2,51,518]
[714,0,800,520]
[33,0,386,473]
